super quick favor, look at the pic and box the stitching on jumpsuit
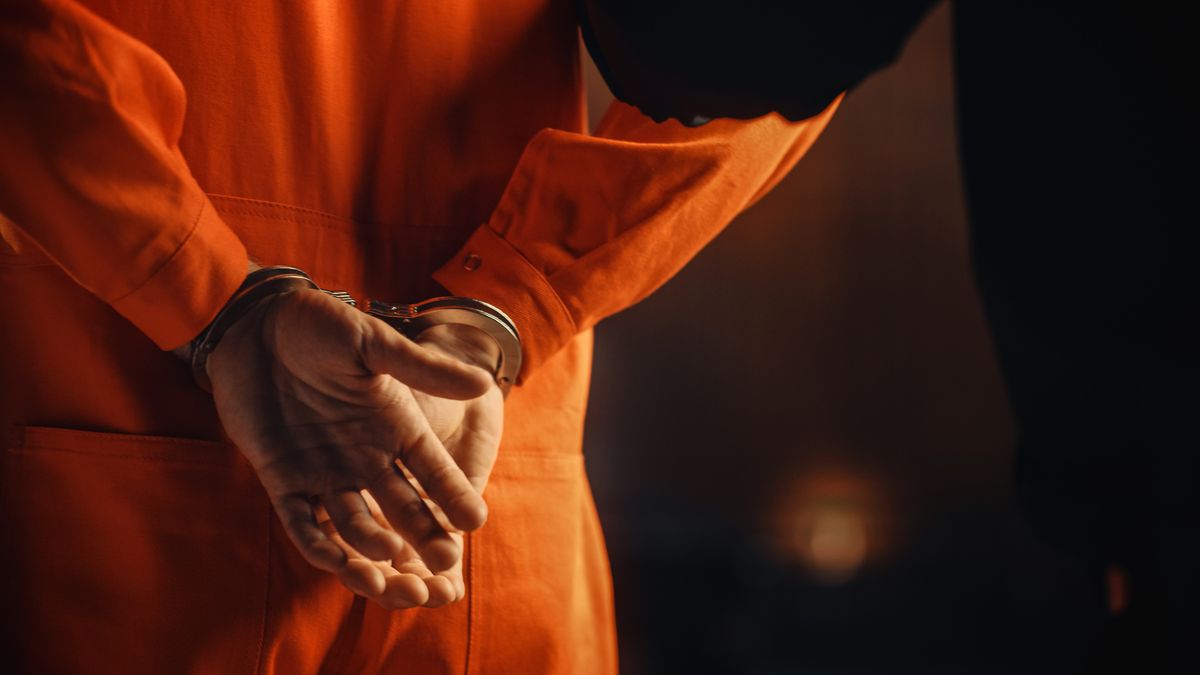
[108,198,210,305]
[252,501,272,675]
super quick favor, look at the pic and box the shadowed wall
[583,4,1106,673]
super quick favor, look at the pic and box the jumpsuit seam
[209,205,459,241]
[207,193,460,232]
[106,198,208,305]
[252,501,273,675]
[464,530,476,675]
[208,193,359,225]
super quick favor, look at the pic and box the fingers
[420,575,459,608]
[326,509,465,610]
[380,556,457,608]
[340,558,389,598]
[276,498,382,597]
[378,530,463,609]
[323,489,407,562]
[396,421,488,531]
[273,494,348,573]
[378,567,429,609]
[352,559,460,610]
[365,462,462,572]
[319,521,404,602]
[359,317,493,400]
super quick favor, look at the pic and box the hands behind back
[207,288,503,609]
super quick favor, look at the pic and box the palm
[411,354,504,494]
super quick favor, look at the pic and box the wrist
[206,291,285,383]
[172,261,263,364]
[367,297,520,393]
[185,265,318,391]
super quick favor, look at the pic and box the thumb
[359,317,493,399]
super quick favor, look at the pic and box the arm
[0,0,498,611]
[433,98,839,380]
[0,0,247,347]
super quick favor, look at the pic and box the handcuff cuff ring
[188,266,521,395]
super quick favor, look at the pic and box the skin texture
[206,288,503,609]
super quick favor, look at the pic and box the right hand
[206,288,496,606]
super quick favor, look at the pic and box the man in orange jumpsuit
[0,1,836,672]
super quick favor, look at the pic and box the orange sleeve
[433,98,839,379]
[0,0,247,350]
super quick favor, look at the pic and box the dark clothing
[582,0,1196,669]
[955,3,1194,669]
[579,0,934,122]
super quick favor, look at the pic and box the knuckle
[397,497,430,522]
[364,462,400,492]
[392,499,434,533]
[362,529,398,556]
[300,541,342,571]
[422,461,464,490]
[383,595,418,611]
[343,509,377,532]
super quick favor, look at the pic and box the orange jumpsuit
[0,1,836,673]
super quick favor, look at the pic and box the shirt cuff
[109,198,249,350]
[432,225,576,382]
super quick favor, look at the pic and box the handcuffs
[188,266,521,395]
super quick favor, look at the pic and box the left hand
[317,492,467,608]
[411,323,505,494]
[330,323,505,608]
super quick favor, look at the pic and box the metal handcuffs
[190,266,521,394]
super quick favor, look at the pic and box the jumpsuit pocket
[1,426,271,675]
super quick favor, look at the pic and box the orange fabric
[434,105,834,377]
[0,1,837,673]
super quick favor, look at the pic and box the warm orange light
[800,501,869,583]
[768,465,895,584]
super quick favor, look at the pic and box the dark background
[582,5,1107,673]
